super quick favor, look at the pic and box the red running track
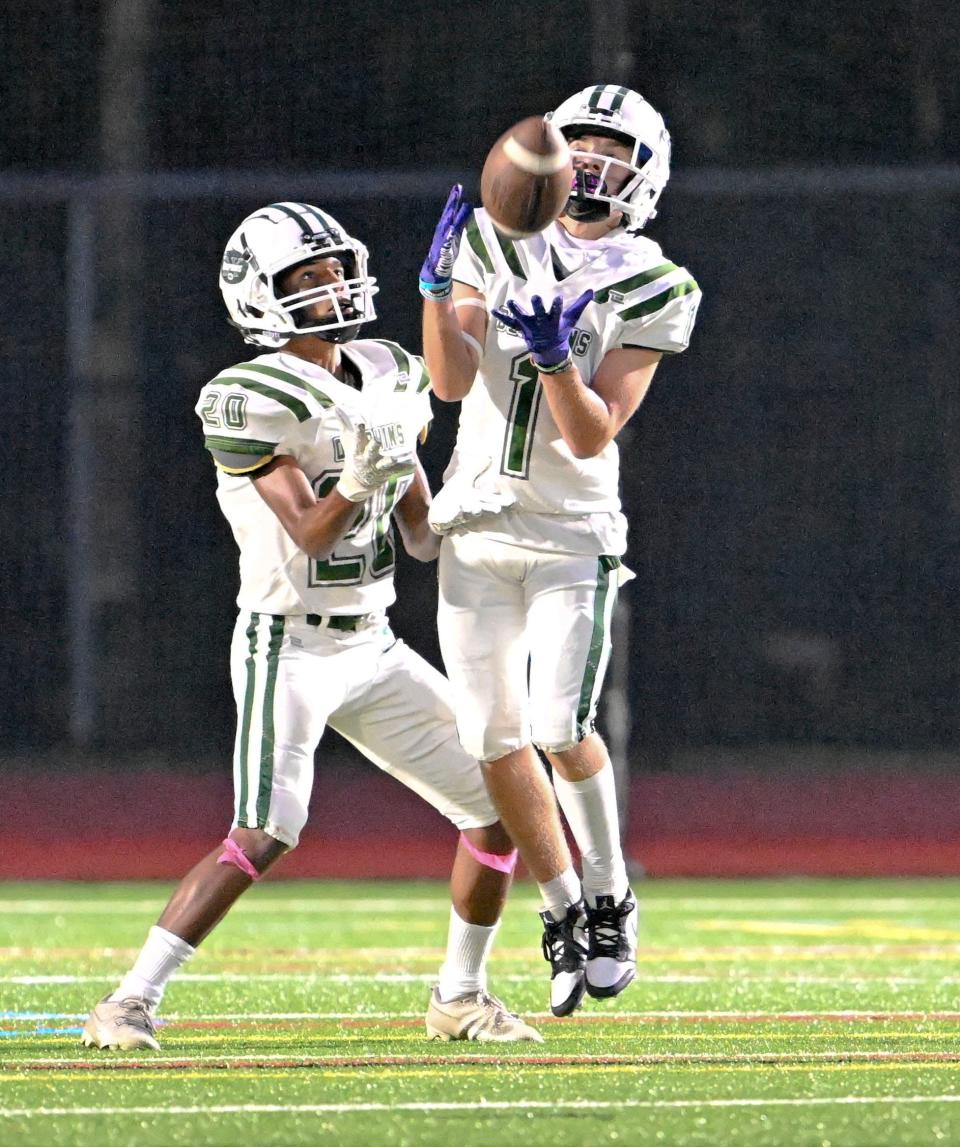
[6,765,960,879]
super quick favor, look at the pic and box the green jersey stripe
[215,376,311,422]
[417,361,431,393]
[204,435,277,455]
[466,215,494,274]
[493,229,526,279]
[236,613,260,827]
[368,339,413,389]
[575,558,619,736]
[255,616,286,826]
[231,362,335,408]
[618,280,699,322]
[592,262,679,304]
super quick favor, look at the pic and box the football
[480,116,573,238]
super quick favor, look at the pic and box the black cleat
[540,900,588,1017]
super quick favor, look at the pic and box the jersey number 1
[501,353,542,480]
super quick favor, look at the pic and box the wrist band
[419,278,453,301]
[534,354,574,375]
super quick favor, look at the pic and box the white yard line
[3,971,960,986]
[0,896,958,914]
[7,1008,960,1023]
[3,1095,960,1118]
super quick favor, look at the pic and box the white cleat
[585,890,638,999]
[425,987,543,1042]
[81,995,161,1051]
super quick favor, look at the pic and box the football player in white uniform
[420,86,701,1014]
[82,202,544,1051]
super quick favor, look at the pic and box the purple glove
[492,290,594,373]
[419,184,473,301]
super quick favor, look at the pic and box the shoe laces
[114,997,157,1035]
[587,896,632,960]
[475,991,519,1023]
[540,905,587,973]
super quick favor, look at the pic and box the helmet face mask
[220,203,378,348]
[545,86,672,229]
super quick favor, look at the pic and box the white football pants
[437,530,627,762]
[229,611,497,847]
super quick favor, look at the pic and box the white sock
[537,866,583,921]
[436,908,499,1001]
[553,767,629,907]
[110,925,196,1010]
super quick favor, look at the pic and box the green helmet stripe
[608,86,630,113]
[266,202,315,234]
[587,86,606,111]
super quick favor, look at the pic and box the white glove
[335,407,417,502]
[428,459,516,535]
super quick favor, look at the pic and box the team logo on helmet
[220,248,248,285]
[218,203,379,349]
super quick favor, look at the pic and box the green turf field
[2,878,960,1146]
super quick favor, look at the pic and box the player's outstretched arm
[251,455,361,561]
[420,185,486,401]
[393,463,441,562]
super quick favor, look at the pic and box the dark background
[3,0,960,768]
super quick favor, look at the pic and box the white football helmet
[546,85,671,228]
[219,203,378,347]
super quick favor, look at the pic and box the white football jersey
[195,341,431,616]
[449,208,701,553]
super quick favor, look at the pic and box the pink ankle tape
[460,832,518,874]
[216,837,261,881]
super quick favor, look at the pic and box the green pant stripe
[575,557,620,737]
[255,616,286,826]
[236,612,260,827]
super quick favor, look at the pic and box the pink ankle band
[460,832,518,874]
[216,837,261,881]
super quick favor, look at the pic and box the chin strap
[460,832,518,874]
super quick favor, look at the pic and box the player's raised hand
[419,184,473,302]
[335,406,417,502]
[492,289,594,374]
